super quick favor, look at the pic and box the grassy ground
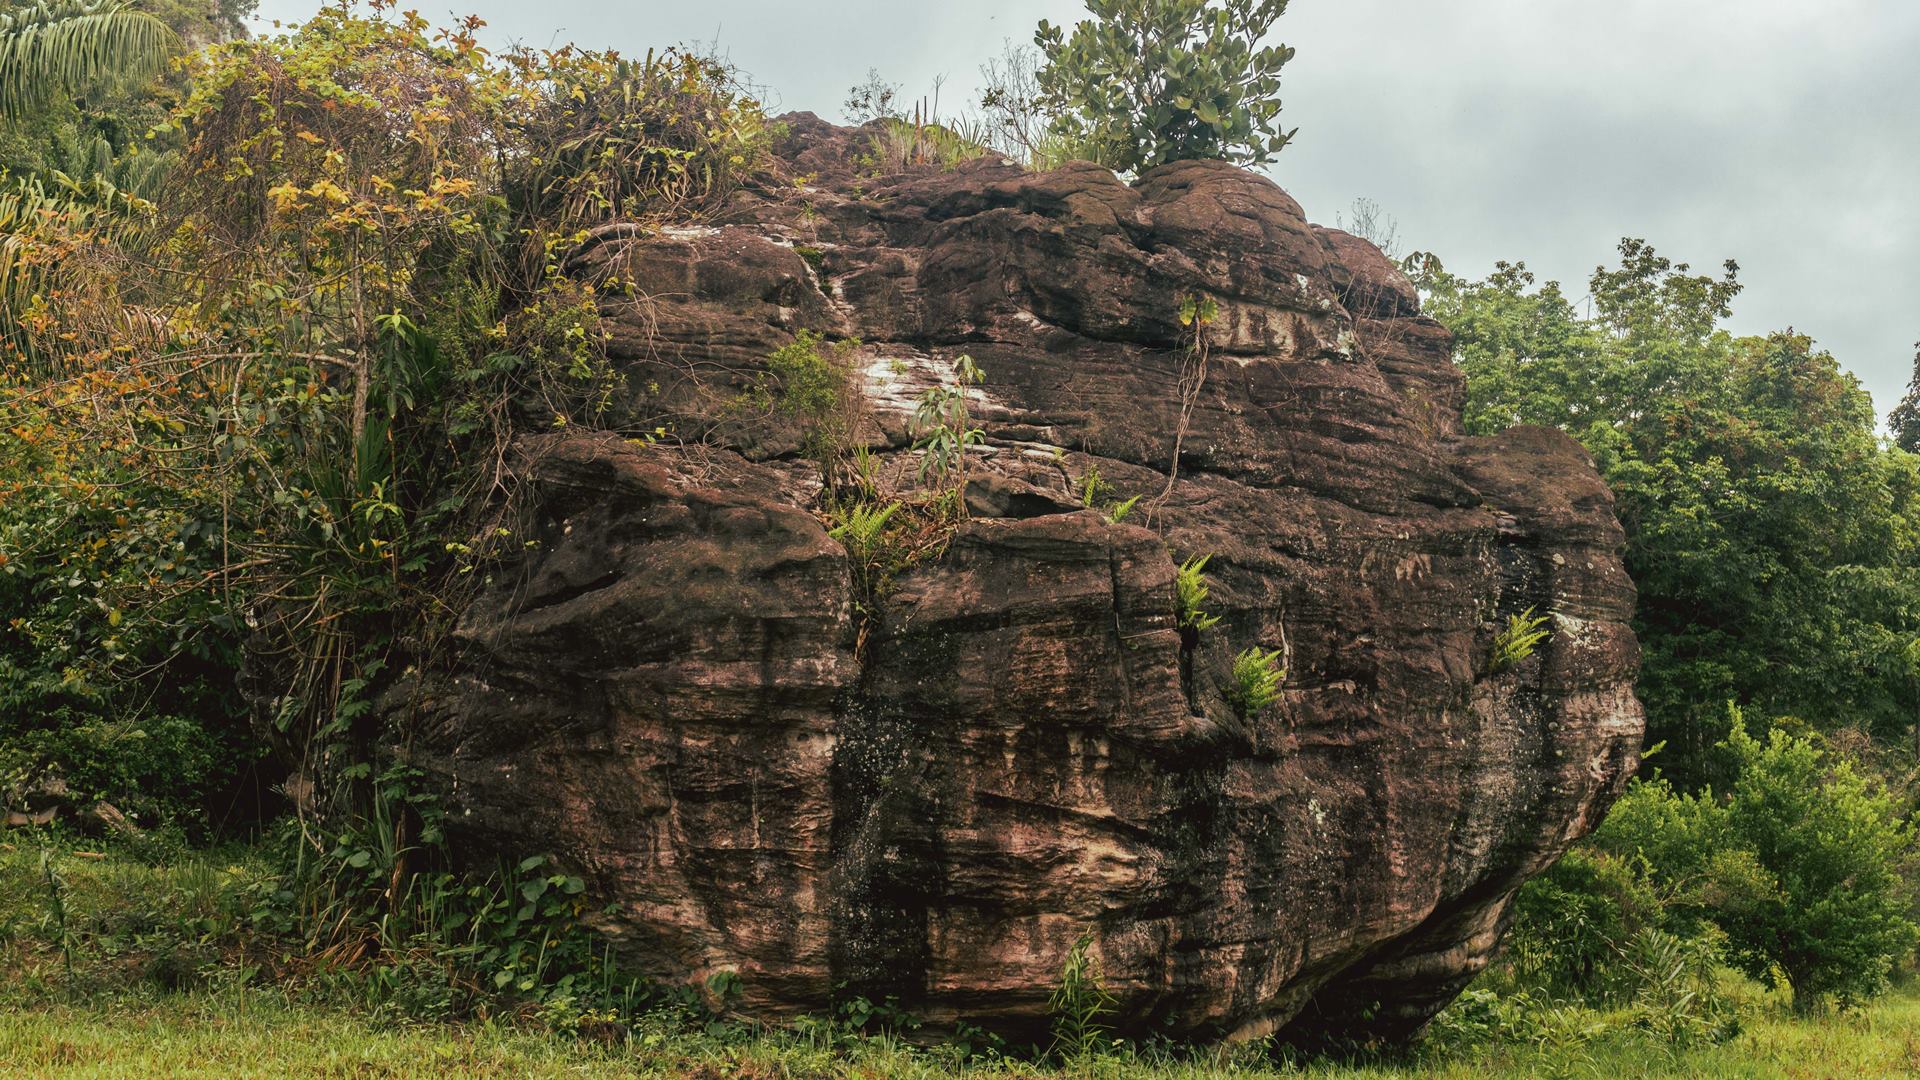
[3,990,1918,1079]
[3,839,1919,1079]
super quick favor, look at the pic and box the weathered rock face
[406,115,1643,1043]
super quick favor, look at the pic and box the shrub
[1506,847,1662,999]
[1588,710,1919,1010]
[507,43,772,225]
[1033,0,1296,173]
[1716,718,1918,1007]
[842,67,901,125]
[760,330,866,491]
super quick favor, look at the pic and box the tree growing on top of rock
[1034,0,1295,173]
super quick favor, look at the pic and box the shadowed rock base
[401,115,1642,1045]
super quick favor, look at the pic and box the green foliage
[506,43,773,225]
[1227,646,1283,717]
[1075,462,1139,522]
[0,0,249,196]
[1177,291,1219,328]
[759,330,866,490]
[1415,240,1920,787]
[1173,554,1221,632]
[911,354,985,486]
[1618,927,1742,1051]
[826,499,902,601]
[1034,0,1295,173]
[1889,342,1920,454]
[862,114,991,173]
[240,764,716,1026]
[36,846,73,978]
[1507,848,1664,998]
[1078,462,1111,508]
[0,3,778,829]
[1047,931,1114,1060]
[0,1,174,120]
[1489,606,1552,674]
[1583,712,1919,1010]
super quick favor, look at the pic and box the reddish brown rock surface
[406,115,1643,1044]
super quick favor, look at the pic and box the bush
[1,3,779,830]
[1506,847,1662,999]
[1717,719,1918,1007]
[1586,710,1919,1010]
[1034,0,1296,173]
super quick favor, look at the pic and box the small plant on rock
[911,355,985,491]
[1076,461,1139,522]
[1490,606,1552,673]
[828,500,902,588]
[1228,646,1284,717]
[759,330,866,492]
[1175,554,1222,631]
[1048,931,1114,1060]
[1150,292,1219,517]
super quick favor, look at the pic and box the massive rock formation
[402,115,1643,1043]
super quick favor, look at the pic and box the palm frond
[0,175,150,376]
[0,1,175,119]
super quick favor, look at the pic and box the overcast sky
[253,0,1920,419]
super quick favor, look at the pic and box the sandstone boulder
[404,116,1642,1044]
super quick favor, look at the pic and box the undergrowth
[7,833,1920,1077]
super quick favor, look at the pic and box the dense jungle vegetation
[1,0,1917,1076]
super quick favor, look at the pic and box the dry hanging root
[1149,293,1219,522]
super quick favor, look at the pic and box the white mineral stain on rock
[861,353,998,417]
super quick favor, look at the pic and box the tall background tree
[1889,342,1920,454]
[1414,242,1920,788]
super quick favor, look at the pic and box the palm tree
[0,1,175,120]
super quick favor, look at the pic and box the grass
[3,839,1919,1079]
[2,990,1917,1079]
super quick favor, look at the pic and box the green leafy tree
[1414,241,1920,787]
[1889,342,1920,454]
[1034,0,1295,173]
[1717,720,1918,1007]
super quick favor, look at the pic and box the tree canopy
[1414,241,1920,787]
